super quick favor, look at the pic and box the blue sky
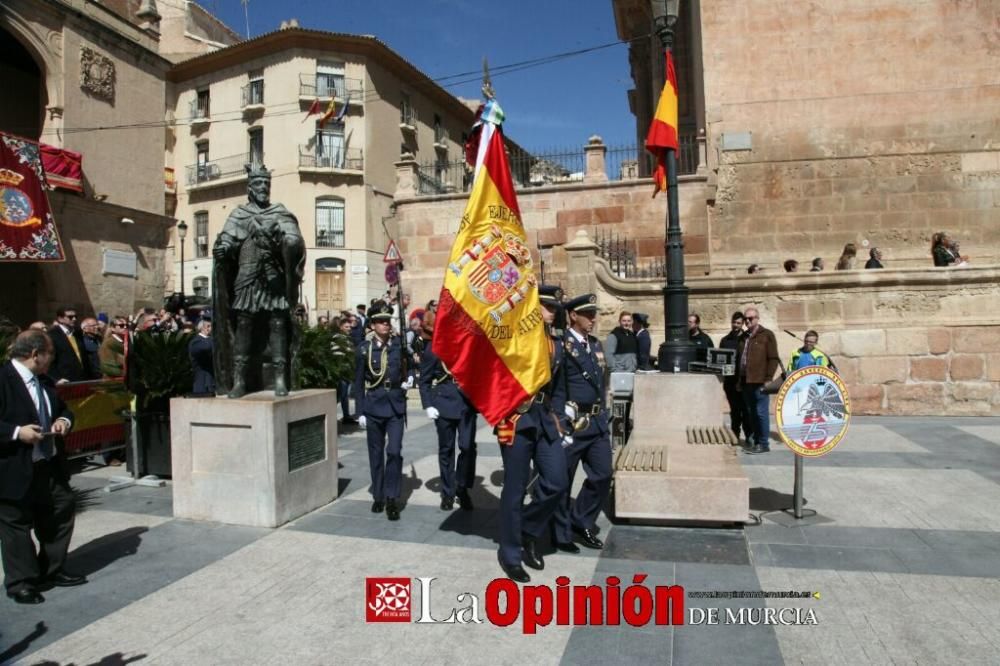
[206,0,638,149]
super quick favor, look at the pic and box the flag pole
[652,2,695,373]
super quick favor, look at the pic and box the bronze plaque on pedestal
[288,415,326,471]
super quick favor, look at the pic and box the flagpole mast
[652,0,695,373]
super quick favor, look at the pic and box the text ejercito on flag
[645,49,680,197]
[432,102,550,426]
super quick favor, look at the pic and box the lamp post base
[657,342,698,374]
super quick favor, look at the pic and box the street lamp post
[652,0,695,373]
[177,219,188,310]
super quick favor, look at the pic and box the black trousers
[0,461,76,593]
[724,382,753,440]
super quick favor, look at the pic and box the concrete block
[859,356,907,384]
[171,389,338,528]
[910,357,947,382]
[886,383,945,415]
[952,327,1000,353]
[847,384,884,415]
[840,329,886,357]
[987,353,1000,382]
[950,355,984,381]
[927,328,951,355]
[949,382,995,403]
[889,329,929,356]
[615,374,748,524]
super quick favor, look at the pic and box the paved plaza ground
[2,407,999,665]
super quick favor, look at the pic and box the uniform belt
[370,380,402,390]
[575,402,603,415]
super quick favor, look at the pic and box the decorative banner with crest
[0,131,65,262]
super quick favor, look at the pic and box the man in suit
[188,319,216,396]
[418,311,478,512]
[551,294,613,552]
[0,330,87,604]
[496,285,570,583]
[48,307,92,383]
[355,302,415,521]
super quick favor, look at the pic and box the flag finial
[482,57,495,100]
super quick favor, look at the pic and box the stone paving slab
[2,414,1000,665]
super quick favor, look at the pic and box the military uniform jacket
[418,345,474,420]
[514,332,564,443]
[354,336,411,418]
[553,331,609,436]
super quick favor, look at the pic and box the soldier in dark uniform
[496,285,570,583]
[419,312,478,511]
[551,294,612,551]
[354,302,414,521]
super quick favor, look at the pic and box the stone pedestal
[170,389,338,528]
[614,374,749,523]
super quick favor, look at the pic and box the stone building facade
[0,0,177,323]
[167,27,475,320]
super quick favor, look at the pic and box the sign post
[774,366,852,521]
[383,239,404,336]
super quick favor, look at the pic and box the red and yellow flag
[432,101,549,425]
[645,49,679,197]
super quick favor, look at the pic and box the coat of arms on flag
[0,132,65,262]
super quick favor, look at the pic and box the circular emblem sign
[775,365,851,457]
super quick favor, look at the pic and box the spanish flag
[645,49,680,197]
[432,100,550,425]
[317,99,337,128]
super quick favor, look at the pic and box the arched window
[316,198,345,248]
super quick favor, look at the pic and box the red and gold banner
[432,102,549,425]
[40,143,83,193]
[0,131,65,262]
[645,49,680,197]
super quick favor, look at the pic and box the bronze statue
[212,165,305,398]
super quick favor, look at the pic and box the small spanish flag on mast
[645,49,680,197]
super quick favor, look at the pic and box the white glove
[561,434,574,448]
[426,407,440,420]
[401,376,414,390]
[358,415,367,429]
[564,403,577,419]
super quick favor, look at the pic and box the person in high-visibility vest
[787,330,835,372]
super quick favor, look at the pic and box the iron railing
[241,80,264,107]
[189,98,210,120]
[298,145,363,171]
[594,227,667,279]
[400,106,417,127]
[185,153,258,186]
[298,74,363,100]
[417,136,699,194]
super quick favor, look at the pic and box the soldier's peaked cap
[368,301,393,321]
[565,294,598,313]
[538,284,563,305]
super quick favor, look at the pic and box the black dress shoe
[456,490,474,511]
[7,589,44,604]
[497,553,530,583]
[554,541,581,554]
[744,445,770,455]
[48,570,87,587]
[371,500,385,513]
[386,499,400,521]
[521,535,544,570]
[440,496,455,511]
[573,527,604,550]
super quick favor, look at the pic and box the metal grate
[686,426,740,445]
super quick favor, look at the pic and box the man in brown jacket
[737,307,781,454]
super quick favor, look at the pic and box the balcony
[400,106,417,133]
[189,99,211,130]
[186,153,261,189]
[241,81,265,111]
[298,146,363,175]
[298,74,363,105]
[433,125,448,150]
